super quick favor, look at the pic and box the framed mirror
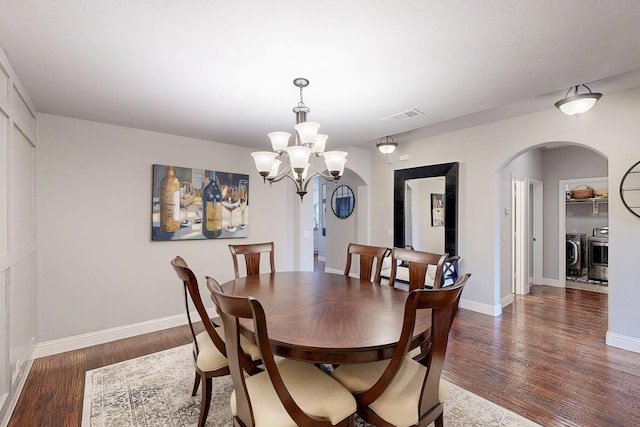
[394,162,459,256]
[331,185,355,219]
[620,160,640,218]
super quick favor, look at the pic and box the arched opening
[313,168,368,273]
[496,141,608,320]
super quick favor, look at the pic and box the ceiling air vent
[380,108,425,124]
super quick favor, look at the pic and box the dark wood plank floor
[9,285,640,426]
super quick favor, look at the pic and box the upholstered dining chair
[229,241,275,279]
[388,247,449,291]
[331,274,470,427]
[209,286,357,427]
[170,256,262,427]
[344,243,389,284]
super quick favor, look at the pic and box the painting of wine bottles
[151,164,250,241]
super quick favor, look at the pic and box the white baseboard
[501,293,514,308]
[32,308,215,359]
[325,267,342,275]
[1,344,35,427]
[606,331,640,354]
[458,298,502,317]
[318,255,326,262]
[540,277,564,288]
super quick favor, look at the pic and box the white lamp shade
[338,159,347,177]
[267,158,282,178]
[294,122,321,146]
[377,143,397,154]
[267,131,291,152]
[251,151,277,174]
[556,96,599,115]
[312,134,329,153]
[323,151,348,174]
[301,164,311,180]
[286,145,312,171]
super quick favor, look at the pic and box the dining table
[220,271,431,364]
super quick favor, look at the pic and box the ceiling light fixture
[251,78,347,201]
[554,84,602,116]
[376,135,398,154]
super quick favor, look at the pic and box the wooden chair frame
[344,243,388,284]
[171,256,229,427]
[210,287,355,427]
[389,248,449,291]
[229,242,275,279]
[352,275,469,427]
[171,257,260,427]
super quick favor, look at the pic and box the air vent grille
[380,108,425,124]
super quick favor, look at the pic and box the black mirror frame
[393,162,459,256]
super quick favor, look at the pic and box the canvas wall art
[152,164,249,241]
[431,193,444,227]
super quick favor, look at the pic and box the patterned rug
[82,345,541,427]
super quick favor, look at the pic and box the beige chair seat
[194,326,261,372]
[333,357,444,427]
[231,359,357,427]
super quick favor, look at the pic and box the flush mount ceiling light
[251,78,347,202]
[554,84,602,116]
[376,135,398,154]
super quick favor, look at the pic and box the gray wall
[36,114,295,342]
[324,169,366,273]
[367,87,640,352]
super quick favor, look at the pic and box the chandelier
[554,84,602,115]
[251,78,348,201]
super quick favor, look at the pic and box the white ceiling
[1,1,640,151]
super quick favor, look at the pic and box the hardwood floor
[445,285,640,427]
[8,285,640,426]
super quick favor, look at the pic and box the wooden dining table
[220,271,431,364]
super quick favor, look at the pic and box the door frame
[529,178,543,286]
[511,175,527,295]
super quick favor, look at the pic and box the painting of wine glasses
[151,164,249,241]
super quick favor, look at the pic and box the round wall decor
[620,160,640,218]
[331,185,355,219]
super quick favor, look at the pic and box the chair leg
[434,412,444,427]
[198,376,212,427]
[191,370,200,396]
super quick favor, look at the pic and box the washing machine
[566,233,586,276]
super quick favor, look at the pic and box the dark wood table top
[220,271,431,364]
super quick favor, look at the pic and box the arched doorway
[314,168,368,273]
[497,142,608,304]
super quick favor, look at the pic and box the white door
[512,176,527,294]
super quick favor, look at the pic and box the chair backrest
[344,243,388,284]
[229,242,275,279]
[442,255,460,286]
[389,247,449,291]
[170,256,227,357]
[355,273,470,413]
[210,287,326,426]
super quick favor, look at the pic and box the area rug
[82,345,541,427]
